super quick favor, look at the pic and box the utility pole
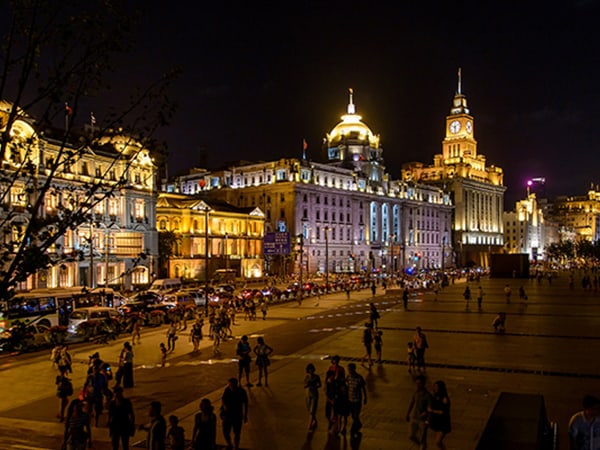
[324,226,329,294]
[298,233,304,302]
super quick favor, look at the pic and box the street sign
[263,231,291,255]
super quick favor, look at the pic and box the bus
[0,287,116,332]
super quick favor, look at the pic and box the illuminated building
[0,100,157,291]
[164,91,453,275]
[547,185,600,242]
[156,193,265,280]
[401,70,505,267]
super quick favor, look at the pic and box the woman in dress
[253,336,273,387]
[428,380,451,449]
[191,398,217,450]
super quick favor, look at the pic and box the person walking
[374,330,383,363]
[463,285,471,308]
[428,380,451,449]
[369,302,380,328]
[191,320,203,352]
[406,375,432,448]
[361,323,374,368]
[139,401,166,450]
[131,316,141,345]
[62,399,92,450]
[166,323,178,352]
[413,326,429,372]
[346,363,367,437]
[192,398,217,450]
[116,342,134,389]
[57,345,73,377]
[107,386,135,450]
[403,286,409,310]
[221,378,249,450]
[477,285,484,310]
[492,312,506,334]
[236,335,253,387]
[56,373,73,422]
[253,336,273,387]
[568,395,600,450]
[504,284,512,303]
[260,299,268,320]
[304,363,321,431]
[519,285,528,303]
[371,282,376,296]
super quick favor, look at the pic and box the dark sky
[25,1,600,207]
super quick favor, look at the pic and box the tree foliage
[0,0,178,298]
[158,230,178,278]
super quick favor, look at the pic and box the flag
[302,138,308,151]
[90,112,96,125]
[65,102,73,116]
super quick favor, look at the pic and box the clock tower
[442,68,478,164]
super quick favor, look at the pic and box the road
[1,274,600,449]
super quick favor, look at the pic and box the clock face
[450,120,461,134]
[466,121,472,133]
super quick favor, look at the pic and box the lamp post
[200,204,212,316]
[88,222,94,288]
[390,233,396,279]
[297,233,304,302]
[324,226,329,294]
[224,232,229,271]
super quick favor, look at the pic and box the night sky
[13,1,600,207]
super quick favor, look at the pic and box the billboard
[263,232,291,255]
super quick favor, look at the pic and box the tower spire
[457,67,462,95]
[347,88,355,114]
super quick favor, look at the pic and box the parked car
[67,307,122,335]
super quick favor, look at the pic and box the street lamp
[324,226,329,294]
[390,233,396,278]
[297,233,304,302]
[199,203,212,316]
[224,232,229,271]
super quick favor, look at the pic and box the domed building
[166,90,454,279]
[323,90,385,184]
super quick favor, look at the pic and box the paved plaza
[1,273,599,449]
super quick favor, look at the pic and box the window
[303,209,308,219]
[134,199,145,221]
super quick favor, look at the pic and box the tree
[0,0,178,299]
[158,230,178,278]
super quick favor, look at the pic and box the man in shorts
[236,335,253,387]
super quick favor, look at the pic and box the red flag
[303,139,308,151]
[65,102,73,116]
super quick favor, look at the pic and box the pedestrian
[492,312,506,334]
[84,363,109,427]
[192,398,217,450]
[369,302,380,328]
[346,363,367,437]
[167,415,185,450]
[236,335,253,387]
[324,370,337,433]
[504,284,512,303]
[345,284,351,299]
[139,401,166,450]
[62,399,92,450]
[361,322,374,368]
[117,342,134,389]
[568,394,600,450]
[253,336,273,387]
[333,373,350,436]
[304,363,321,431]
[328,355,345,381]
[260,299,268,320]
[374,330,383,363]
[107,386,135,450]
[413,326,429,372]
[131,316,141,345]
[56,373,73,422]
[406,375,432,448]
[166,323,178,352]
[159,343,167,367]
[519,285,528,303]
[428,380,451,449]
[403,286,409,310]
[191,320,203,352]
[221,378,249,450]
[477,285,484,309]
[57,345,73,377]
[463,285,471,308]
[371,282,376,296]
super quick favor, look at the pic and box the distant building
[401,70,505,267]
[164,91,453,276]
[547,185,600,242]
[503,193,559,260]
[156,193,265,280]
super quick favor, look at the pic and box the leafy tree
[0,0,178,299]
[158,230,178,278]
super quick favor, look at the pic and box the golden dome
[326,90,380,148]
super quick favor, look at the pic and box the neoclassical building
[402,72,505,267]
[0,101,158,291]
[156,193,265,280]
[164,92,453,276]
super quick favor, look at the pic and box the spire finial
[347,88,355,114]
[457,67,462,95]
